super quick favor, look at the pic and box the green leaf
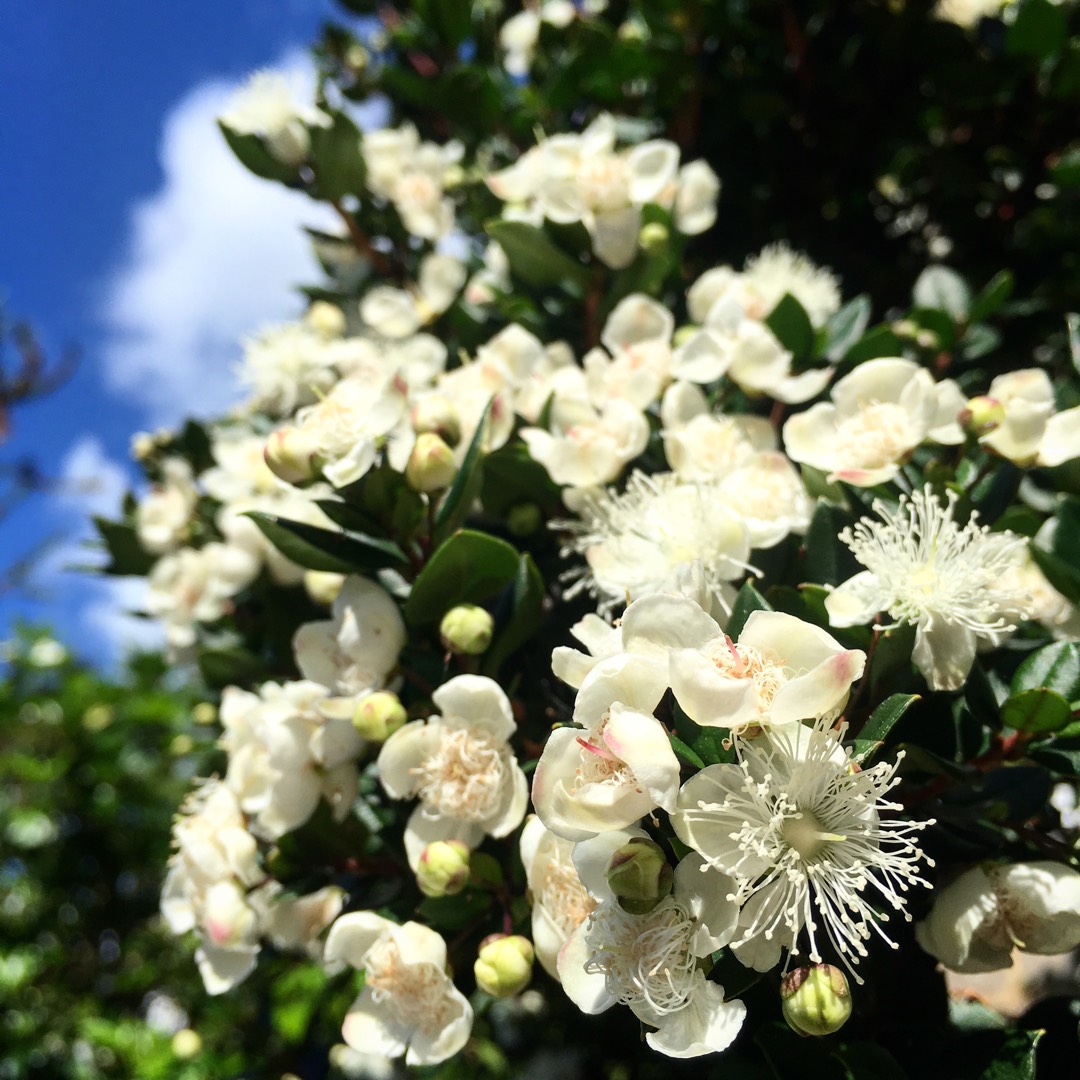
[429,0,474,46]
[405,530,521,626]
[1007,0,1067,60]
[727,581,772,639]
[859,693,920,744]
[824,295,872,362]
[309,111,366,201]
[417,887,494,931]
[669,734,704,769]
[486,220,591,290]
[842,324,904,365]
[434,399,492,540]
[1028,735,1080,776]
[1001,688,1073,735]
[217,122,298,183]
[1067,312,1080,375]
[1030,544,1080,604]
[198,645,268,690]
[962,323,1003,360]
[765,293,814,358]
[975,1027,1041,1080]
[912,306,957,349]
[93,517,157,576]
[834,1043,907,1080]
[968,271,1014,324]
[913,265,971,321]
[243,511,407,574]
[483,553,546,675]
[1012,641,1080,699]
[803,502,861,587]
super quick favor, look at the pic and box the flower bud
[405,432,457,492]
[82,704,114,733]
[345,43,369,77]
[304,570,345,606]
[959,395,1005,436]
[474,934,534,998]
[672,324,700,348]
[780,964,852,1037]
[639,222,669,254]
[351,691,408,741]
[265,426,320,484]
[411,395,461,445]
[607,837,674,914]
[416,840,471,898]
[192,702,217,725]
[507,502,542,537]
[131,431,156,461]
[440,604,494,655]
[171,1029,202,1059]
[306,300,346,338]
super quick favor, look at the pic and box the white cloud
[100,51,336,428]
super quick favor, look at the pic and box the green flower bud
[780,964,852,1037]
[507,502,541,537]
[264,426,320,484]
[405,432,457,492]
[192,702,217,726]
[303,570,345,606]
[351,691,408,741]
[440,604,494,656]
[416,840,471,898]
[305,300,346,338]
[672,324,700,348]
[639,221,669,254]
[607,837,674,914]
[474,934,534,998]
[959,394,1005,436]
[411,395,461,445]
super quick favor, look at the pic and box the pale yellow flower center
[711,639,786,711]
[414,725,508,822]
[834,402,914,470]
[365,937,456,1036]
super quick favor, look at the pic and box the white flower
[293,576,406,696]
[783,357,961,486]
[915,861,1080,973]
[136,458,198,555]
[377,675,529,868]
[673,717,934,979]
[977,368,1080,467]
[826,486,1031,691]
[741,243,841,329]
[532,652,679,841]
[240,322,339,416]
[557,470,752,615]
[674,160,722,236]
[933,0,1012,30]
[325,913,472,1066]
[717,451,813,549]
[519,817,597,978]
[558,830,745,1058]
[250,881,345,958]
[219,70,331,166]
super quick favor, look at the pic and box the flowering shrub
[92,1,1080,1075]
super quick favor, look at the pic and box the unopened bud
[411,395,461,445]
[417,840,471,898]
[170,734,194,756]
[131,431,156,461]
[672,324,700,348]
[959,394,1005,436]
[607,837,673,914]
[474,934,534,997]
[351,691,407,741]
[82,704,114,733]
[780,964,852,1037]
[171,1029,202,1059]
[440,604,494,655]
[508,502,541,537]
[639,222,669,254]
[306,300,346,338]
[345,43,369,77]
[915,328,938,349]
[265,426,320,484]
[405,432,457,492]
[193,702,217,726]
[892,318,918,338]
[304,570,345,606]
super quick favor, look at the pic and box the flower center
[540,849,596,934]
[780,807,847,861]
[578,156,629,211]
[413,724,508,821]
[365,937,455,1036]
[585,897,697,1015]
[834,402,913,470]
[711,639,787,710]
[574,720,635,788]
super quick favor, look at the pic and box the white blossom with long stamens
[672,717,934,980]
[826,485,1031,691]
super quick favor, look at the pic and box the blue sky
[1,0,348,666]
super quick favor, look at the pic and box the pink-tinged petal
[828,463,900,487]
[770,649,865,725]
[669,647,759,730]
[603,703,681,812]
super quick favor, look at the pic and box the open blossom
[218,70,331,166]
[240,322,341,416]
[974,368,1080,467]
[558,830,745,1058]
[377,675,529,868]
[360,254,466,339]
[325,913,472,1066]
[136,458,198,555]
[826,486,1031,691]
[557,471,752,615]
[293,576,406,696]
[742,243,841,329]
[673,717,934,979]
[532,651,679,841]
[520,817,597,978]
[916,861,1080,973]
[783,357,963,486]
[160,780,263,995]
[220,680,364,840]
